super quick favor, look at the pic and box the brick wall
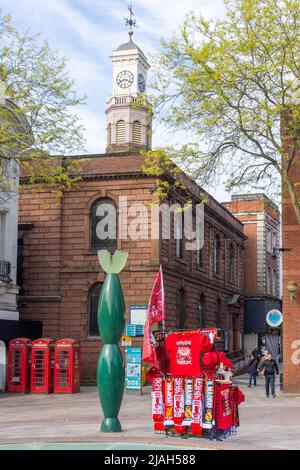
[223,195,280,297]
[18,153,245,380]
[281,111,300,393]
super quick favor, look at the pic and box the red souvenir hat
[202,351,218,368]
[202,334,214,352]
[224,358,234,370]
[217,352,227,364]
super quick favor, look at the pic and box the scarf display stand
[150,328,245,441]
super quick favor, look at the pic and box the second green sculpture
[97,249,128,432]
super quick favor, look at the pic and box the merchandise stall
[149,328,245,441]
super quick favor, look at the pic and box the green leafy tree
[148,0,300,221]
[0,10,86,199]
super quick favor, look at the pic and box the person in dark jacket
[251,348,263,361]
[247,355,259,387]
[259,353,279,398]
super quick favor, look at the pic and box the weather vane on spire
[124,4,137,40]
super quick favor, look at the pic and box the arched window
[198,293,206,329]
[90,197,117,252]
[213,234,221,275]
[176,287,186,329]
[229,242,234,280]
[88,282,102,336]
[132,120,142,144]
[116,120,126,144]
[107,123,112,146]
[215,298,221,328]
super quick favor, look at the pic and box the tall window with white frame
[175,209,183,259]
[213,234,221,275]
[267,226,272,253]
[267,267,272,294]
[272,231,277,253]
[272,269,277,296]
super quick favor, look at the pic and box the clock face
[138,73,145,92]
[116,70,134,88]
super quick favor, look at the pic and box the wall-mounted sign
[266,309,283,327]
[129,305,148,326]
[126,347,142,391]
[125,324,144,337]
[121,336,132,347]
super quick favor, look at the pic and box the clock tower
[105,7,152,153]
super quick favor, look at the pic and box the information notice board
[125,347,142,392]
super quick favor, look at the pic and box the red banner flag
[142,321,159,368]
[147,266,165,325]
[142,266,165,367]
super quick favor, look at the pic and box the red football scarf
[164,377,174,425]
[191,377,203,435]
[173,377,184,425]
[151,376,165,431]
[183,377,193,425]
[202,379,215,429]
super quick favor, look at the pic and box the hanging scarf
[173,377,184,425]
[164,377,174,425]
[202,378,215,429]
[182,377,194,425]
[191,377,204,435]
[151,376,165,431]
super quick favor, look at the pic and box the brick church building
[18,34,247,381]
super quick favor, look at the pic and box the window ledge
[86,335,101,341]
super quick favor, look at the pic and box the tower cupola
[105,6,152,153]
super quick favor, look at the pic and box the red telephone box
[30,338,55,393]
[7,338,32,393]
[54,339,80,393]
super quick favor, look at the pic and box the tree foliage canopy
[0,10,86,198]
[147,0,300,221]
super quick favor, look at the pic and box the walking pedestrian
[259,353,279,398]
[247,355,259,387]
[251,348,262,361]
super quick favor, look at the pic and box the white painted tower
[105,7,152,153]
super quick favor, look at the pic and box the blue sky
[1,0,230,201]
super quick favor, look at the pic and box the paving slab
[0,374,299,450]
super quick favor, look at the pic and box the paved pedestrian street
[0,374,300,451]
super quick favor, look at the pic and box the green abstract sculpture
[97,249,128,432]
